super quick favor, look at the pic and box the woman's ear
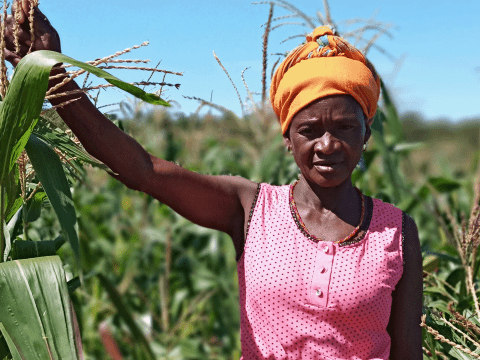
[283,134,292,152]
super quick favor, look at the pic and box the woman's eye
[299,128,313,134]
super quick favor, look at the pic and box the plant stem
[22,168,28,241]
[0,184,4,263]
[466,265,480,320]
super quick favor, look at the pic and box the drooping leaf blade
[33,51,170,107]
[24,134,80,265]
[33,122,109,172]
[0,50,169,187]
[0,256,79,360]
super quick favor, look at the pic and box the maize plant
[0,43,171,360]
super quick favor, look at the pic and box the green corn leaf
[97,274,156,360]
[422,255,439,273]
[0,50,169,187]
[0,324,19,360]
[25,134,79,266]
[11,236,66,261]
[371,108,385,136]
[3,166,20,224]
[4,198,21,226]
[11,239,57,260]
[428,177,461,193]
[2,220,10,262]
[33,121,110,172]
[0,256,79,360]
[24,192,47,223]
[392,142,424,153]
[0,329,11,360]
[66,277,81,294]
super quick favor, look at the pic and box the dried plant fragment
[213,51,244,117]
[27,0,38,54]
[0,0,8,98]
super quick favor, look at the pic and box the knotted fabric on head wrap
[270,26,381,135]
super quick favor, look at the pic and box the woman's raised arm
[4,2,258,245]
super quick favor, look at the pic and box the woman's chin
[302,166,351,188]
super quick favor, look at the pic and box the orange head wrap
[270,26,381,135]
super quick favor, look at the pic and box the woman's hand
[4,0,61,67]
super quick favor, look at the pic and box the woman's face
[284,95,370,188]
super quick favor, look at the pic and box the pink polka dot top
[237,183,405,360]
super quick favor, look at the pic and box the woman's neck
[293,175,359,217]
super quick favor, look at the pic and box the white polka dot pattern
[237,183,404,360]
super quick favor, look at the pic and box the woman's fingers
[4,3,61,58]
[11,0,27,25]
[5,15,31,42]
[4,48,22,67]
[4,17,31,53]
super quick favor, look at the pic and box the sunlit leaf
[393,142,424,153]
[0,50,169,187]
[33,121,110,173]
[2,220,10,263]
[0,256,79,359]
[422,255,439,273]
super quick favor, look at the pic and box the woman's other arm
[387,215,423,360]
[4,2,258,241]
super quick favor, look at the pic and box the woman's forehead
[292,95,365,124]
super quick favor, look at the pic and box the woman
[4,2,423,359]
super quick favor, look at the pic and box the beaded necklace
[289,180,365,245]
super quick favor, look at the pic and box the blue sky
[37,0,480,122]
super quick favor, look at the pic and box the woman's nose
[314,132,340,155]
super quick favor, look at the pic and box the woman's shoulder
[248,183,292,208]
[257,182,292,194]
[367,195,406,231]
[368,195,404,214]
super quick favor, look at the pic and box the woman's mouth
[313,161,342,172]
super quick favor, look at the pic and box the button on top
[323,246,329,253]
[316,289,323,296]
[320,266,326,273]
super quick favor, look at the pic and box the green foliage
[0,50,170,359]
[1,7,479,360]
[25,134,80,266]
[0,256,80,359]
